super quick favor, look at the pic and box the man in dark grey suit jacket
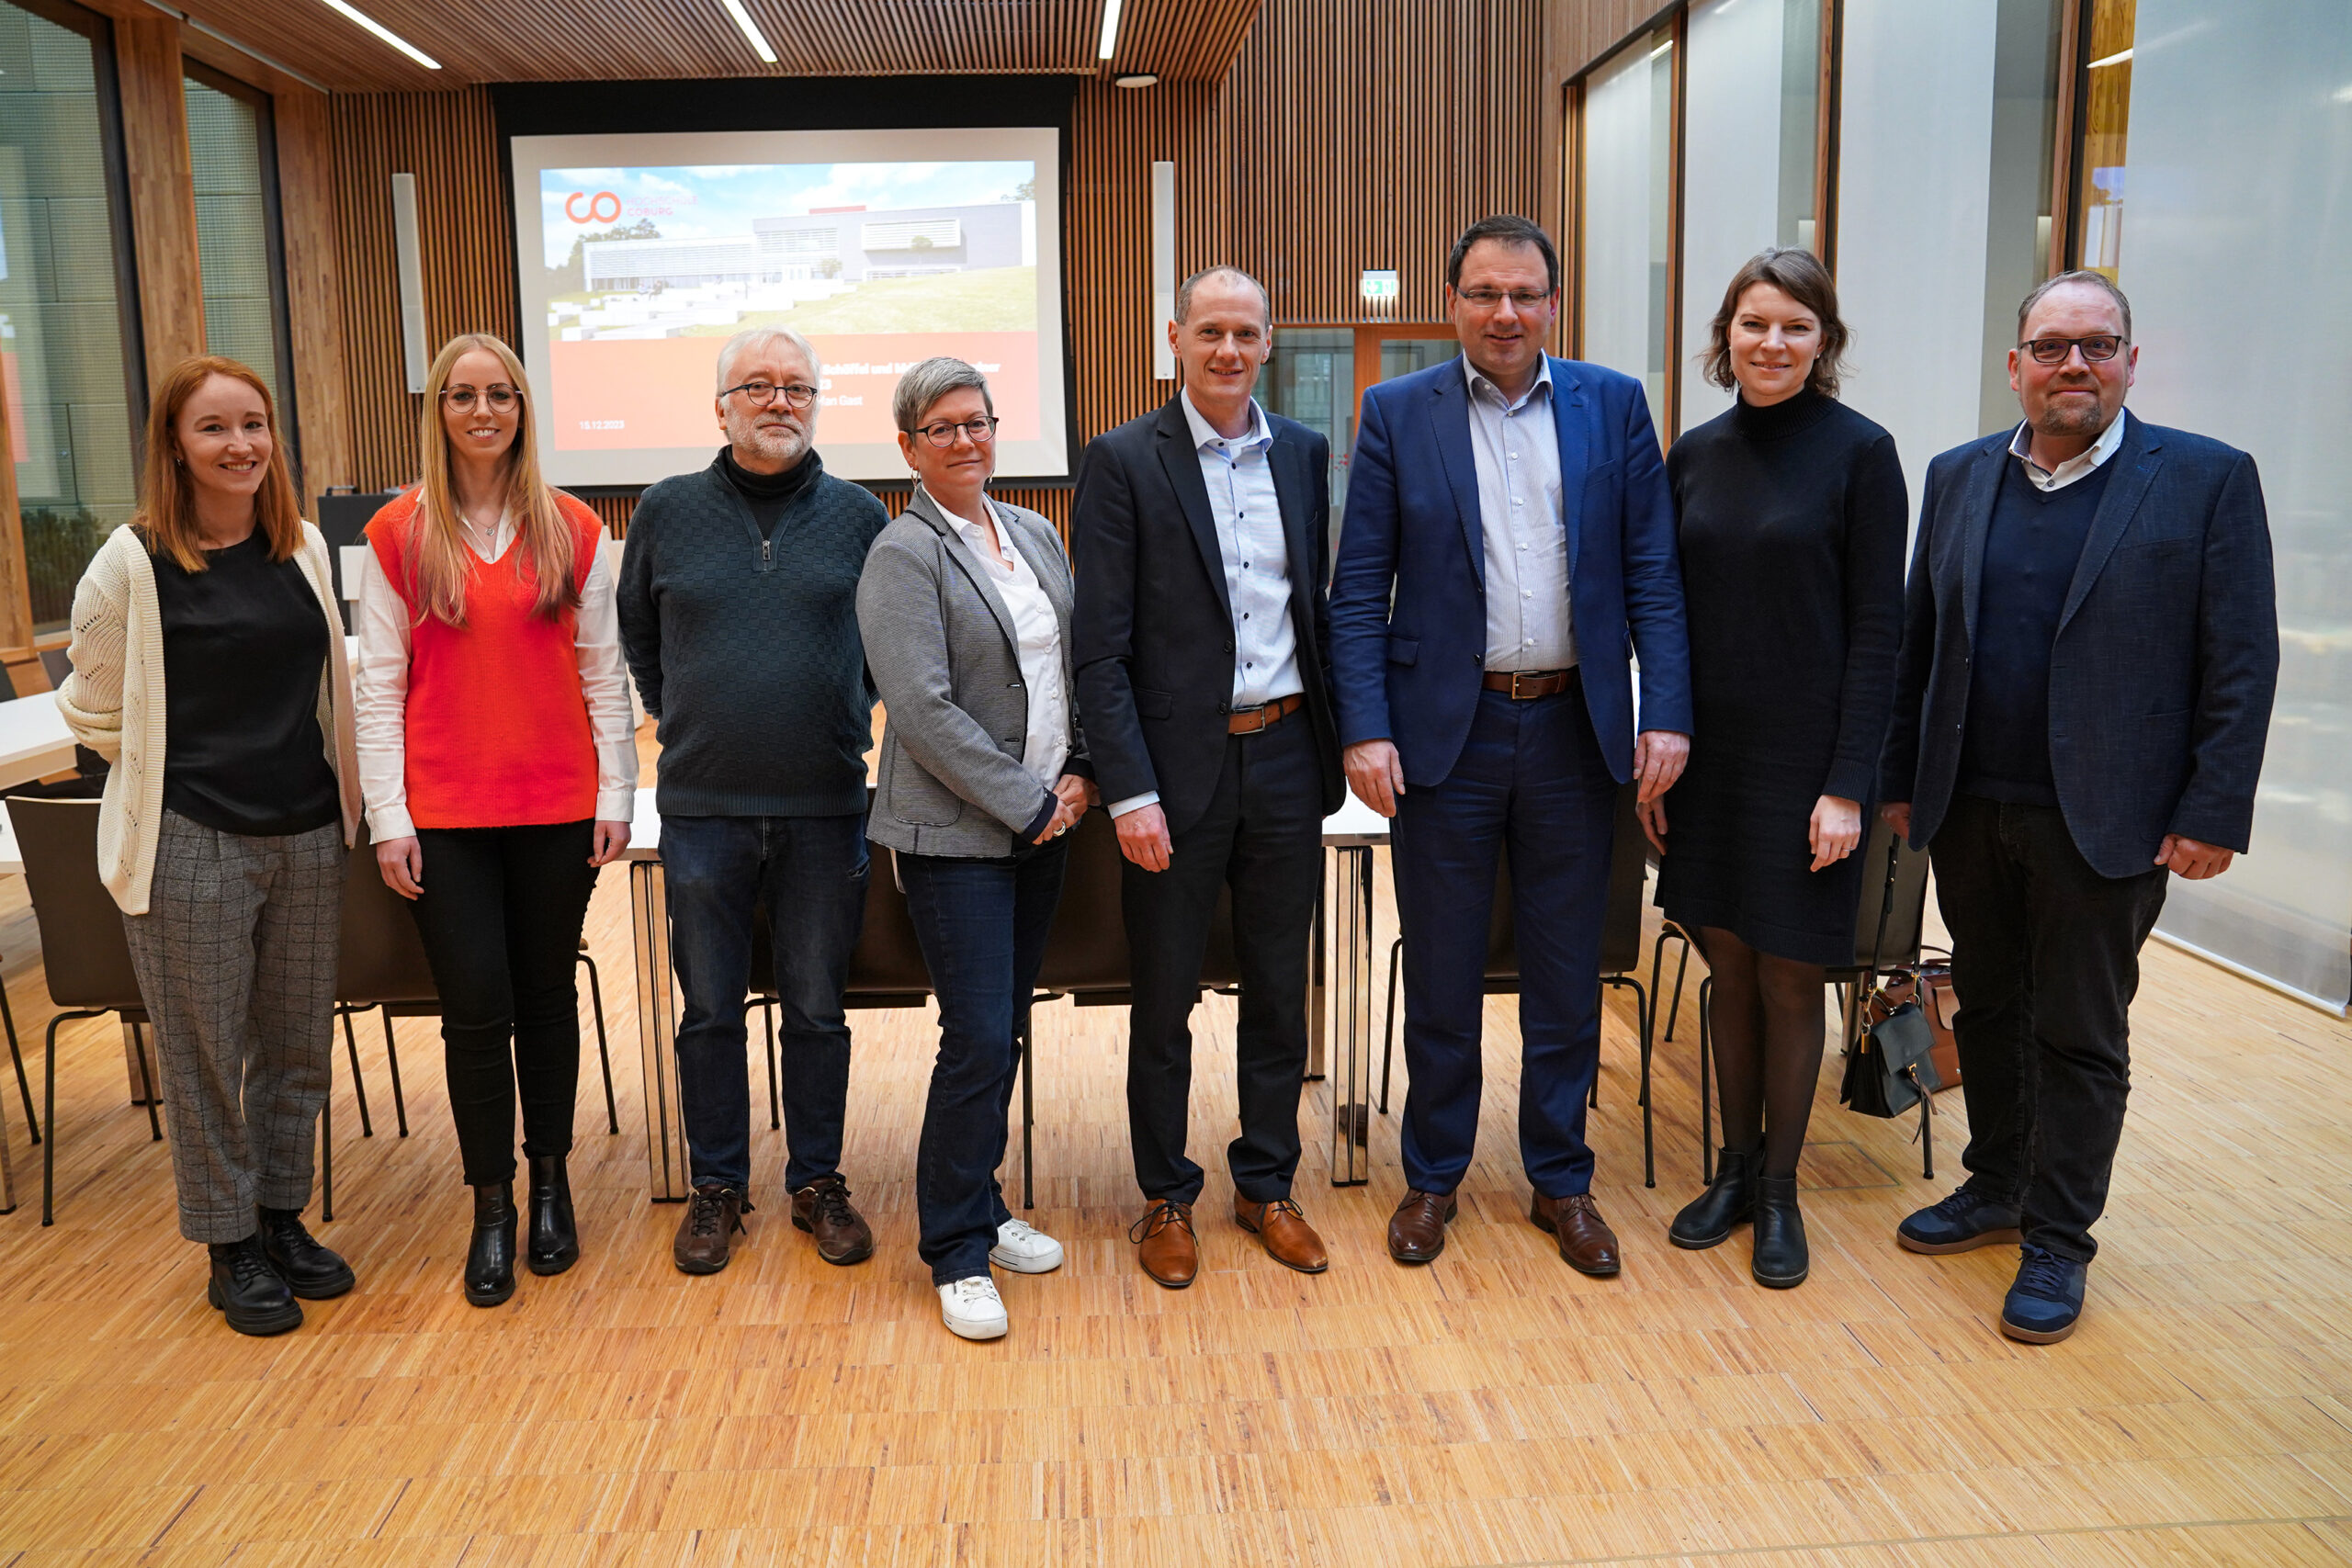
[1879,271,2278,1346]
[1071,265,1344,1289]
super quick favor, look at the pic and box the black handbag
[1838,836,1945,1121]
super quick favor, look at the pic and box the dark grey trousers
[120,810,344,1243]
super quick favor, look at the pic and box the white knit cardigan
[55,523,361,915]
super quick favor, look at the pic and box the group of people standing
[55,211,2275,1352]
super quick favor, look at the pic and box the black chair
[1377,784,1658,1182]
[335,822,620,1144]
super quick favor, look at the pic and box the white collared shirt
[354,506,639,840]
[944,496,1069,789]
[1465,356,1575,671]
[2008,407,2131,491]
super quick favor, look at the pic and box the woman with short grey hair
[857,355,1093,1341]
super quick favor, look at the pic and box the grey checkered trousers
[119,809,345,1243]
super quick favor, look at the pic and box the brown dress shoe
[1130,1199,1198,1289]
[1530,1191,1622,1277]
[790,1175,875,1265]
[1387,1189,1458,1264]
[1235,1195,1329,1274]
[673,1185,748,1275]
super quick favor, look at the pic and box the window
[0,0,140,635]
[1261,328,1351,547]
[185,65,292,428]
[1579,27,1677,426]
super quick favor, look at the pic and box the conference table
[621,786,1393,1200]
[0,694,78,797]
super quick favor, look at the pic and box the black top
[1654,387,1908,964]
[616,447,890,818]
[150,531,340,838]
[1955,456,2115,807]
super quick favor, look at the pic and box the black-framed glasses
[909,415,1000,447]
[722,378,819,410]
[1455,287,1554,310]
[2021,334,2125,365]
[442,385,519,412]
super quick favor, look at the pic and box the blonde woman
[355,333,636,1307]
[59,355,360,1337]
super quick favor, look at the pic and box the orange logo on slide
[564,191,622,224]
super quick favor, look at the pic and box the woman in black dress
[1644,248,1906,1288]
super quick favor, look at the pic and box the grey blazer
[857,488,1090,857]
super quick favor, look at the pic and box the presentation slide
[509,127,1067,487]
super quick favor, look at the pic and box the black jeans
[408,819,601,1187]
[899,836,1069,1284]
[662,813,868,1194]
[1929,794,2166,1262]
[1124,713,1324,1205]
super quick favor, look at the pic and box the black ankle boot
[207,1235,303,1337]
[1751,1174,1809,1288]
[465,1181,518,1307]
[1668,1145,1758,1250]
[526,1155,580,1277]
[258,1205,356,1300]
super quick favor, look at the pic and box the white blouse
[945,500,1070,788]
[353,508,639,840]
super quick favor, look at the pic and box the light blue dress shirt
[1465,356,1575,671]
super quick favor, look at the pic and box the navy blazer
[1329,355,1691,788]
[1069,395,1344,835]
[1878,412,2278,878]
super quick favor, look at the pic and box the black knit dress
[1655,387,1908,965]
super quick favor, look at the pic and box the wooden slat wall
[276,88,356,497]
[1555,0,1674,80]
[116,16,207,399]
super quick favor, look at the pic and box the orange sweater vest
[367,492,604,830]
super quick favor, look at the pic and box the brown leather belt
[1481,668,1575,699]
[1227,692,1304,733]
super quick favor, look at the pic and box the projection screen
[509,127,1067,486]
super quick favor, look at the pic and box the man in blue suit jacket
[1329,216,1692,1272]
[1880,271,2277,1346]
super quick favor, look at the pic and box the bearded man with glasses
[617,324,891,1277]
[1879,271,2278,1344]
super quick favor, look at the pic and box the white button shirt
[945,500,1070,788]
[2009,406,2131,491]
[1465,356,1575,671]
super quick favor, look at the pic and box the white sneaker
[989,1217,1065,1274]
[939,1275,1009,1340]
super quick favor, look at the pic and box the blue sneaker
[1897,1189,2023,1255]
[2000,1246,2088,1344]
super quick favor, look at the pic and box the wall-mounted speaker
[390,172,428,393]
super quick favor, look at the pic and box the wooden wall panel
[275,88,355,497]
[1556,0,1673,80]
[116,16,206,398]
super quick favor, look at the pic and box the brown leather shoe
[1387,1189,1457,1264]
[673,1185,748,1275]
[1130,1199,1198,1289]
[790,1174,874,1265]
[1235,1194,1329,1274]
[1531,1191,1622,1277]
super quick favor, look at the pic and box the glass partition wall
[186,65,293,423]
[1577,25,1676,423]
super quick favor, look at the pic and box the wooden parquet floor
[0,763,2346,1565]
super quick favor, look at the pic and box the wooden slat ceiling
[170,0,1261,96]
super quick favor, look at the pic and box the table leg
[1306,854,1327,1081]
[633,860,691,1201]
[1327,844,1374,1187]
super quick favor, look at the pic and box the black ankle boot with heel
[1751,1174,1809,1288]
[526,1155,580,1276]
[208,1234,303,1337]
[465,1181,518,1307]
[1668,1145,1758,1250]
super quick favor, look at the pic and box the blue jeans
[898,837,1069,1285]
[1391,682,1619,1197]
[662,813,868,1194]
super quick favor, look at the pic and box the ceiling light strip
[1097,0,1123,61]
[722,0,779,64]
[317,0,439,69]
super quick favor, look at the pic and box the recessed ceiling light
[1097,0,1123,61]
[318,0,439,69]
[721,0,778,64]
[1114,73,1159,88]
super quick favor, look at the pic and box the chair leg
[1378,936,1403,1115]
[1920,1085,1934,1180]
[1665,940,1692,1041]
[130,1021,161,1141]
[1603,976,1654,1189]
[320,1031,334,1224]
[39,1011,102,1226]
[380,1010,409,1137]
[1020,1015,1035,1211]
[580,952,618,1135]
[0,976,36,1145]
[763,1001,780,1132]
[340,1009,373,1138]
[1697,976,1714,1185]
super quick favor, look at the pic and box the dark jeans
[1125,712,1324,1205]
[662,812,868,1194]
[408,819,601,1187]
[1930,794,2167,1263]
[899,837,1069,1284]
[1391,681,1618,1198]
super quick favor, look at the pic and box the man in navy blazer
[1880,271,2277,1346]
[1329,216,1692,1272]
